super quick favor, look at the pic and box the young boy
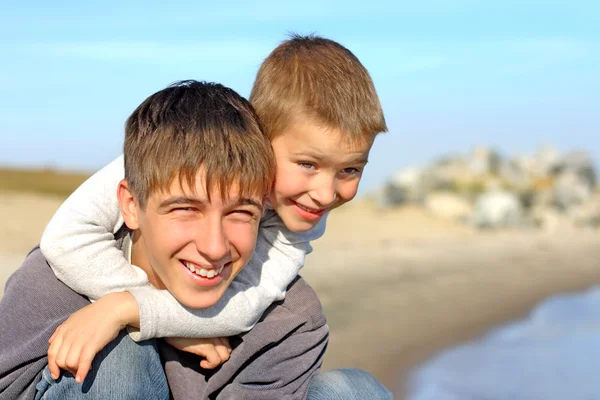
[41,34,388,380]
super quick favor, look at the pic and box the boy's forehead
[286,118,373,145]
[278,119,373,159]
[149,174,264,207]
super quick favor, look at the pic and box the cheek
[275,164,308,198]
[225,223,258,260]
[338,181,360,203]
[146,218,196,255]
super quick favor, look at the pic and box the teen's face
[270,120,373,232]
[119,172,264,309]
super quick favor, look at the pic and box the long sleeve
[40,154,150,297]
[39,154,327,341]
[130,210,327,340]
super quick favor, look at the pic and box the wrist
[104,291,141,328]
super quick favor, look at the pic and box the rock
[378,167,428,207]
[499,159,529,188]
[514,146,560,177]
[375,146,598,232]
[471,190,525,229]
[424,192,473,221]
[569,197,600,228]
[377,183,409,208]
[429,156,468,189]
[550,151,596,188]
[531,207,575,232]
[467,146,502,177]
[553,170,592,211]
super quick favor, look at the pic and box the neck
[130,230,166,290]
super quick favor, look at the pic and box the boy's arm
[40,154,151,299]
[41,153,327,340]
[128,212,328,340]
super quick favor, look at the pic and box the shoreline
[303,222,600,398]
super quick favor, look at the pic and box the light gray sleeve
[39,154,328,341]
[128,212,327,340]
[40,154,151,298]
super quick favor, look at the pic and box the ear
[117,179,141,230]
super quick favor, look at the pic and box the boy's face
[119,171,264,309]
[270,120,373,232]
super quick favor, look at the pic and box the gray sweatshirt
[39,155,327,341]
[0,243,328,399]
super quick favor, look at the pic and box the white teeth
[184,261,225,279]
[297,203,319,213]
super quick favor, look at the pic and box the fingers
[47,327,92,382]
[54,337,78,378]
[218,337,232,353]
[164,337,233,369]
[48,328,58,344]
[199,345,221,369]
[47,330,63,380]
[214,338,231,364]
[75,347,96,383]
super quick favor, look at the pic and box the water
[407,286,600,400]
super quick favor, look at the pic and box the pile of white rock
[376,146,599,231]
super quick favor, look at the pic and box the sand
[1,191,599,398]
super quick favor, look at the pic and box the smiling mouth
[182,261,227,279]
[294,201,326,215]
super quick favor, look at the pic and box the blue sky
[1,0,598,194]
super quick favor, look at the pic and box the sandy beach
[1,191,599,398]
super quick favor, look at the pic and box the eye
[340,167,361,176]
[298,162,316,170]
[173,207,196,212]
[233,210,255,216]
[229,209,259,221]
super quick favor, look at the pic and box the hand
[165,337,232,369]
[47,291,139,383]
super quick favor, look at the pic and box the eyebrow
[158,196,206,210]
[158,196,263,210]
[231,198,264,210]
[292,149,369,165]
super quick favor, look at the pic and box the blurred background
[1,1,599,398]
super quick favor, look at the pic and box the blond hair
[250,34,387,144]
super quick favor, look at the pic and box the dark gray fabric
[0,247,328,400]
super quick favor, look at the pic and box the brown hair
[250,33,387,144]
[124,80,275,207]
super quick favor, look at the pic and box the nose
[196,217,230,262]
[309,176,338,208]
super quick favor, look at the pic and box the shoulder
[3,246,90,311]
[261,276,327,332]
[6,246,53,286]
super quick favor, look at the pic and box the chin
[175,289,223,310]
[285,218,318,233]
